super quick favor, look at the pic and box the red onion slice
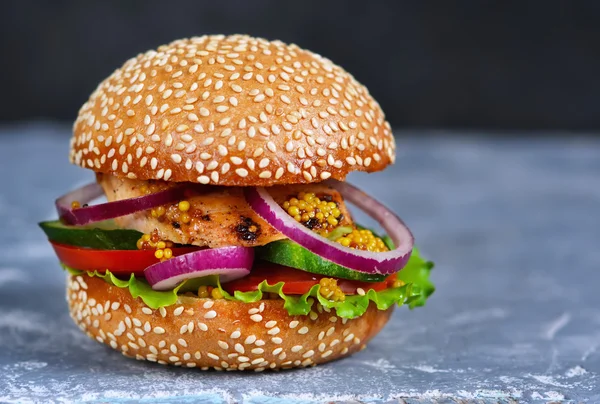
[144,247,254,290]
[244,181,413,275]
[56,182,187,226]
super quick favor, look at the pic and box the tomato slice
[223,261,395,295]
[52,241,396,294]
[50,241,200,276]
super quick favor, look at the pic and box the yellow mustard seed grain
[211,288,223,299]
[281,192,343,231]
[303,193,314,202]
[338,237,351,247]
[318,278,345,302]
[154,249,164,259]
[198,285,210,298]
[334,228,388,252]
[178,201,190,212]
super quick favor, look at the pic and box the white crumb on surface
[531,390,566,401]
[413,365,450,373]
[565,365,588,377]
[529,374,570,388]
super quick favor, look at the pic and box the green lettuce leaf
[64,248,434,319]
[65,266,187,308]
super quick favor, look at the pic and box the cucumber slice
[256,239,387,282]
[39,220,143,250]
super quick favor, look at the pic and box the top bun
[70,35,395,186]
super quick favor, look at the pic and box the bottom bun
[67,274,393,370]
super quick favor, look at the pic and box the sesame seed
[231,330,241,339]
[250,314,262,322]
[244,335,256,345]
[298,326,309,335]
[236,168,249,178]
[302,350,315,358]
[230,156,243,165]
[218,340,229,349]
[173,306,184,316]
[204,310,217,319]
[207,353,219,360]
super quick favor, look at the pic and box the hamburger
[40,35,434,371]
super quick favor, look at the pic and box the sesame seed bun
[67,274,393,370]
[70,34,395,186]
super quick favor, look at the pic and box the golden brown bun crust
[70,35,395,186]
[67,274,393,370]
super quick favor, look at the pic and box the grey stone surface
[0,123,599,403]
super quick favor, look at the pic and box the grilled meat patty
[97,173,353,248]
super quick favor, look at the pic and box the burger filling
[41,174,435,319]
[96,173,354,249]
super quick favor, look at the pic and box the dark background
[2,0,600,131]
